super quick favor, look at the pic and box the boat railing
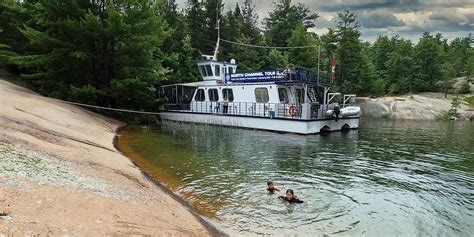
[163,101,345,120]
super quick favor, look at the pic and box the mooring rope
[220,38,318,49]
[59,100,161,115]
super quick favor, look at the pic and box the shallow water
[118,119,474,236]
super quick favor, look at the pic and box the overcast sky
[177,0,474,43]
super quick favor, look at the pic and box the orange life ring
[289,106,298,116]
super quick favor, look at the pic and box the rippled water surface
[118,119,474,236]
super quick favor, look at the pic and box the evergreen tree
[466,49,474,78]
[162,0,199,83]
[287,22,317,69]
[11,0,171,110]
[447,36,471,77]
[334,9,375,95]
[203,0,223,55]
[263,49,288,69]
[242,0,258,29]
[186,0,208,54]
[264,0,318,47]
[371,35,396,78]
[241,0,259,39]
[384,38,415,94]
[230,35,265,71]
[225,2,267,71]
[320,28,337,80]
[413,32,445,92]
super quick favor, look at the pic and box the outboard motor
[334,105,340,122]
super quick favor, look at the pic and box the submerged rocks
[0,143,132,201]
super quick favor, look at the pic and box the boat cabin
[160,58,357,121]
[196,58,237,83]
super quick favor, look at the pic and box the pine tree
[320,28,337,81]
[263,49,288,69]
[224,2,267,71]
[287,22,317,70]
[334,9,375,95]
[186,0,208,55]
[447,37,471,77]
[11,0,171,110]
[162,0,199,83]
[264,0,318,47]
[413,32,445,92]
[384,38,415,94]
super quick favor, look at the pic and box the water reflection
[119,119,474,236]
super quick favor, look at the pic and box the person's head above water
[267,180,276,189]
[286,189,294,199]
[266,180,281,192]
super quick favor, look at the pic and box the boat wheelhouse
[159,57,360,135]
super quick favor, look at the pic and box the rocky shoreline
[356,93,474,121]
[0,79,218,236]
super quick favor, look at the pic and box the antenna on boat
[212,6,220,61]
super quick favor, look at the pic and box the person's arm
[294,197,304,203]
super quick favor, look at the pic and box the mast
[212,10,220,61]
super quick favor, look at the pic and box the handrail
[164,101,357,120]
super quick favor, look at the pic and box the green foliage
[413,33,445,92]
[371,78,386,97]
[436,110,450,120]
[230,35,266,71]
[263,49,288,69]
[3,0,170,109]
[264,0,318,47]
[449,95,461,117]
[334,9,376,95]
[458,80,471,94]
[69,84,100,104]
[0,43,15,70]
[465,96,474,107]
[287,22,317,69]
[1,0,473,115]
[466,49,474,78]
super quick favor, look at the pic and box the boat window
[205,64,213,77]
[307,87,318,102]
[255,87,269,103]
[296,88,304,104]
[199,65,207,77]
[278,88,288,103]
[215,65,220,77]
[208,88,219,101]
[222,88,234,102]
[195,89,205,101]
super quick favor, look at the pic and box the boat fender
[334,105,340,122]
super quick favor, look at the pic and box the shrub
[458,80,471,94]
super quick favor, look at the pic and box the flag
[331,58,337,79]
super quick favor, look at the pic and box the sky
[176,0,474,43]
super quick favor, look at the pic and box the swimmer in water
[266,180,281,192]
[279,189,303,203]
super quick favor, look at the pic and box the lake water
[117,119,474,236]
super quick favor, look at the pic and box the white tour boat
[158,25,360,134]
[158,56,360,135]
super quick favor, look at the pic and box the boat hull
[159,112,359,135]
